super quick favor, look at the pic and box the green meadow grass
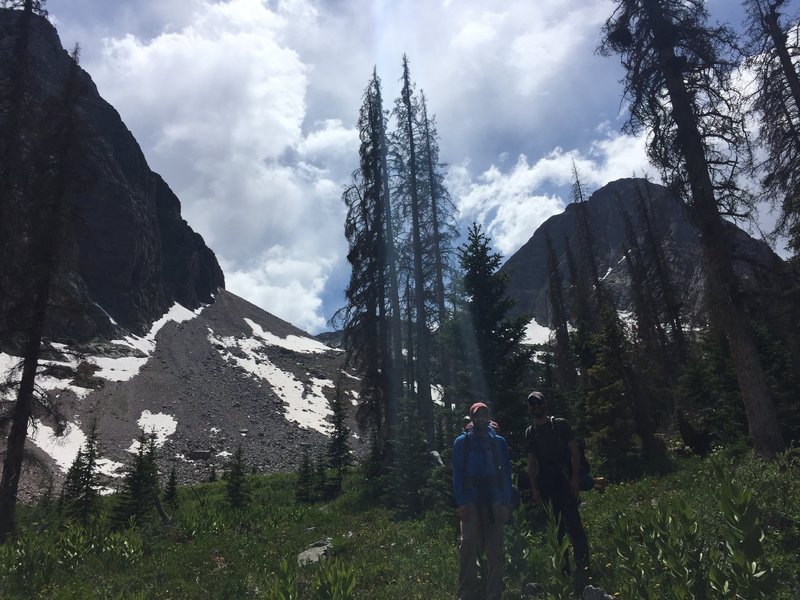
[1,448,798,599]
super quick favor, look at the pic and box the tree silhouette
[0,32,85,542]
[225,445,248,509]
[600,0,785,456]
[327,373,353,493]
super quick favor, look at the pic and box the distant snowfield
[1,303,203,475]
[0,352,21,403]
[524,320,553,346]
[27,420,125,477]
[128,410,178,452]
[101,303,206,381]
[244,318,336,354]
[1,348,94,400]
[208,324,335,435]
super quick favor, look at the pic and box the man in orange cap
[453,402,513,600]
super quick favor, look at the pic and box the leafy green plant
[600,459,773,600]
[638,498,706,599]
[313,558,357,599]
[535,505,573,600]
[56,518,144,572]
[267,558,300,600]
[102,527,144,564]
[57,521,94,571]
[504,506,532,584]
[0,529,58,590]
[608,516,658,600]
[708,468,770,599]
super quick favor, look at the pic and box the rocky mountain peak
[501,177,781,329]
[0,8,224,345]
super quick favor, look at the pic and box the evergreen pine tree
[391,54,435,449]
[389,396,431,517]
[742,0,800,252]
[544,233,576,392]
[114,430,159,525]
[600,0,785,456]
[295,448,313,504]
[164,464,178,512]
[314,459,329,502]
[585,307,639,478]
[446,224,532,453]
[678,330,747,445]
[225,445,248,510]
[0,40,84,543]
[327,374,353,494]
[61,447,87,508]
[60,420,100,524]
[335,69,397,444]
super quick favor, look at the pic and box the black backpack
[527,417,594,491]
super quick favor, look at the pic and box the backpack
[460,427,520,509]
[527,417,594,492]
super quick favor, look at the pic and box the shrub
[313,559,357,600]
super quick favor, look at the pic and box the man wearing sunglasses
[525,390,590,578]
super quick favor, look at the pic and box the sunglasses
[528,399,545,406]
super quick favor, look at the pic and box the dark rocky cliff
[501,178,783,328]
[0,9,224,344]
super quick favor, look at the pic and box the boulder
[582,585,615,600]
[188,450,212,460]
[297,538,333,566]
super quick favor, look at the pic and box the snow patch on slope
[208,327,335,434]
[1,303,202,476]
[128,411,178,452]
[103,303,205,380]
[27,421,125,477]
[524,320,553,346]
[244,318,336,354]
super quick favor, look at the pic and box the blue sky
[44,0,764,333]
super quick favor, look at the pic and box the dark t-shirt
[525,417,574,467]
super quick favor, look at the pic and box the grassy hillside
[1,447,798,599]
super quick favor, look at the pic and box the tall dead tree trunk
[642,0,784,456]
[0,42,81,543]
[399,56,434,449]
[544,234,575,390]
[375,71,403,439]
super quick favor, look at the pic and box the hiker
[453,402,513,600]
[525,390,590,576]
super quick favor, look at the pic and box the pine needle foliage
[163,465,178,511]
[444,223,532,452]
[327,374,353,493]
[225,445,249,510]
[295,448,314,504]
[113,430,159,525]
[60,421,100,524]
[388,396,431,517]
[585,307,639,478]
